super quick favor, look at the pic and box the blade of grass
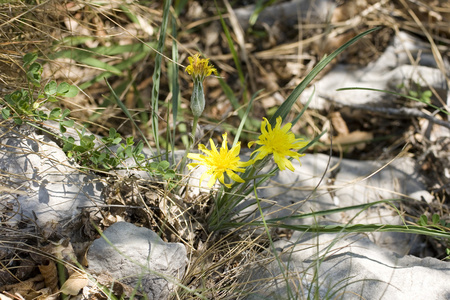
[232,89,262,148]
[222,197,450,239]
[270,27,381,127]
[215,0,258,131]
[217,78,259,130]
[253,182,295,299]
[249,0,277,26]
[292,86,315,125]
[105,78,154,157]
[150,0,172,159]
[215,0,245,85]
[257,199,404,223]
[174,0,189,16]
[269,223,450,239]
[80,44,153,90]
[52,43,146,58]
[168,13,179,163]
[337,87,450,116]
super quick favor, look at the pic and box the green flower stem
[209,156,275,231]
[180,115,199,173]
[209,163,259,230]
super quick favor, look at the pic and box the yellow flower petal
[188,133,253,188]
[248,116,308,171]
[185,54,217,81]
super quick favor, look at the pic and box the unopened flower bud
[185,54,217,117]
[190,80,205,117]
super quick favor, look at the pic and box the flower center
[208,150,233,171]
[264,130,290,152]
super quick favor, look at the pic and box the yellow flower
[248,116,308,171]
[185,54,217,82]
[185,54,217,117]
[188,133,252,188]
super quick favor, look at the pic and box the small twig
[323,96,450,130]
[77,204,160,210]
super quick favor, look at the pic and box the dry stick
[223,0,256,92]
[398,0,450,88]
[322,95,450,130]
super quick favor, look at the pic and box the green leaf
[57,82,70,95]
[98,152,107,162]
[124,146,133,158]
[163,169,175,180]
[133,140,144,155]
[64,85,79,97]
[37,110,48,120]
[423,90,432,98]
[80,135,95,150]
[1,108,10,119]
[158,160,170,170]
[432,214,440,225]
[59,119,74,133]
[27,72,41,87]
[112,137,122,145]
[62,137,75,151]
[126,136,134,146]
[109,128,117,138]
[61,120,74,127]
[14,117,23,125]
[409,90,418,97]
[10,90,23,103]
[44,81,58,95]
[23,53,38,67]
[47,96,58,103]
[61,108,71,118]
[419,214,428,226]
[49,108,62,120]
[27,62,42,87]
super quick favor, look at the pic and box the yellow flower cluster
[188,116,308,188]
[187,133,252,188]
[249,116,309,171]
[185,54,218,117]
[185,54,217,82]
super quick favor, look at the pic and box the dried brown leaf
[334,131,374,151]
[38,260,58,292]
[60,272,88,296]
[330,111,349,135]
[34,287,58,300]
[1,275,43,299]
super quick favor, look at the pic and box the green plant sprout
[418,213,450,231]
[397,81,433,104]
[1,53,77,125]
